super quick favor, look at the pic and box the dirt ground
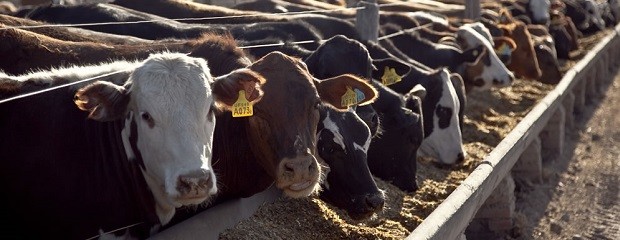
[511,66,620,240]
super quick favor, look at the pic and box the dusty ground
[511,65,620,240]
[218,30,614,240]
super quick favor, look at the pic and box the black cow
[0,53,265,239]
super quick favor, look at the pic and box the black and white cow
[303,35,425,192]
[364,40,466,165]
[0,53,265,239]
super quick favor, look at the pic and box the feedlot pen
[151,18,620,240]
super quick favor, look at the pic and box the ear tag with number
[341,86,359,108]
[381,66,402,86]
[232,90,253,117]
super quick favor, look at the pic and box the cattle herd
[0,0,616,239]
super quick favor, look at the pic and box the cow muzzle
[348,193,386,220]
[175,169,216,205]
[277,155,320,198]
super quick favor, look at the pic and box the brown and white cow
[0,52,265,239]
[456,24,515,92]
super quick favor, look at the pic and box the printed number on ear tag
[232,90,253,117]
[341,86,360,108]
[381,66,402,86]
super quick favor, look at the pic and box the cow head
[245,52,376,198]
[415,69,466,165]
[317,105,385,220]
[301,35,386,218]
[529,0,551,25]
[500,23,542,80]
[534,43,563,84]
[456,25,515,92]
[365,82,425,192]
[74,53,265,224]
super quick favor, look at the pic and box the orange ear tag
[381,66,402,86]
[341,86,359,108]
[232,90,253,117]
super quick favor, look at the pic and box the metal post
[356,0,379,42]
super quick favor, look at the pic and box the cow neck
[100,117,159,237]
[212,113,273,201]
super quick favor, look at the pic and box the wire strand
[377,23,434,41]
[0,68,131,105]
[0,6,365,31]
[84,222,143,240]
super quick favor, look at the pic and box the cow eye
[140,111,155,126]
[141,112,151,121]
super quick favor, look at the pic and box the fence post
[465,0,481,19]
[573,78,586,115]
[512,137,543,184]
[563,92,575,129]
[539,105,566,160]
[356,0,379,42]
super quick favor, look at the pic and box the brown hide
[112,0,290,24]
[0,15,151,45]
[0,26,247,76]
[499,22,542,79]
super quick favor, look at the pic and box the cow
[564,0,606,34]
[0,52,265,239]
[455,24,515,92]
[534,43,563,84]
[379,23,486,73]
[528,24,563,84]
[497,21,543,80]
[363,40,467,164]
[239,35,386,218]
[240,35,388,218]
[292,35,426,191]
[112,0,362,41]
[16,3,229,40]
[529,0,551,25]
[0,14,152,45]
[549,13,581,59]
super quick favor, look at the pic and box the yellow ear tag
[232,90,253,117]
[497,42,512,56]
[341,86,359,108]
[381,66,402,86]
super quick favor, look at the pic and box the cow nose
[283,157,315,178]
[456,152,465,163]
[365,194,385,210]
[177,169,214,196]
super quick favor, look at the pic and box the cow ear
[407,84,427,101]
[74,81,130,121]
[315,74,378,110]
[493,37,517,51]
[371,58,412,81]
[464,45,487,66]
[211,68,266,111]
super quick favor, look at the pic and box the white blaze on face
[417,69,465,164]
[120,53,217,224]
[319,111,347,153]
[457,26,514,91]
[353,115,372,155]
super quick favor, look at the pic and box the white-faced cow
[0,53,266,239]
[456,24,515,92]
